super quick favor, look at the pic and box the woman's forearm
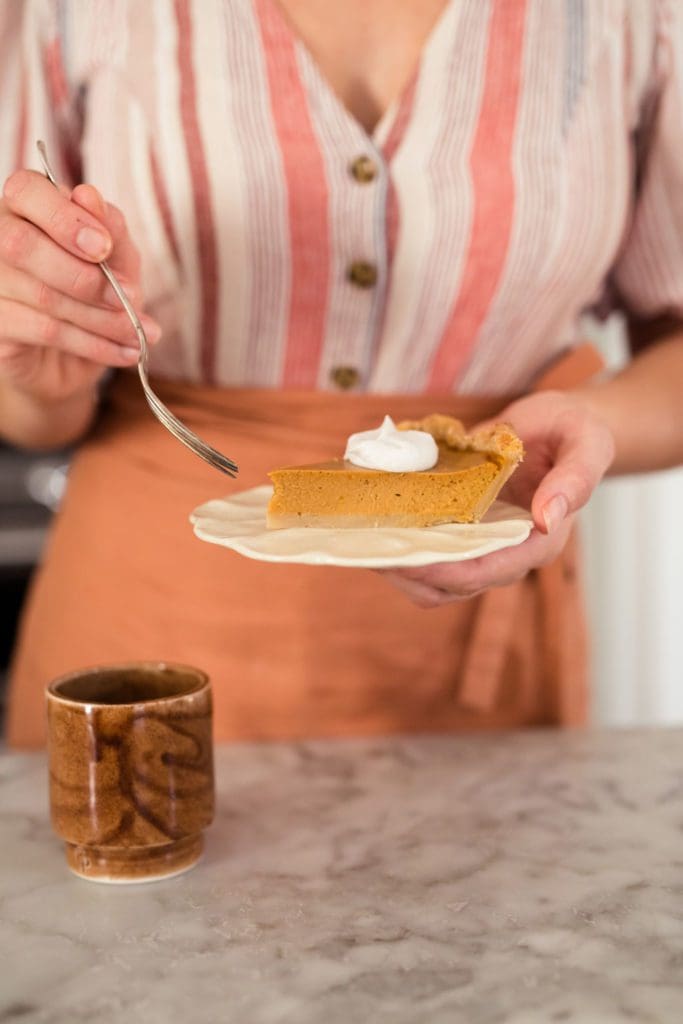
[0,380,98,451]
[573,334,683,475]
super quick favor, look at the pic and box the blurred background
[0,321,681,735]
[0,443,69,735]
[581,316,683,727]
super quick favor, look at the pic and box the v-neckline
[261,0,456,148]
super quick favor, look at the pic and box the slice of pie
[266,413,524,529]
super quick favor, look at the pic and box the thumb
[532,424,615,534]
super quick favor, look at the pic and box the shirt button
[330,365,360,390]
[348,260,377,288]
[349,155,378,183]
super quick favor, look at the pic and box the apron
[6,345,603,747]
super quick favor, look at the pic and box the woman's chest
[83,0,637,265]
[75,0,646,390]
[271,0,451,134]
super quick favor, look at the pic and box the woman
[1,0,682,746]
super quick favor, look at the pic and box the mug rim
[46,660,210,708]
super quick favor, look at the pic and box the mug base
[64,833,204,884]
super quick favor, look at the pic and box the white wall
[579,319,683,726]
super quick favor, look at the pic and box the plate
[190,485,533,568]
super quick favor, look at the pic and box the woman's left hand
[379,390,615,608]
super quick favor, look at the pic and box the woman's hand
[0,169,161,406]
[379,390,615,607]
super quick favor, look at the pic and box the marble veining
[1,729,682,1023]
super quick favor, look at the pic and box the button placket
[325,142,388,392]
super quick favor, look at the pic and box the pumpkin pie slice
[266,414,524,529]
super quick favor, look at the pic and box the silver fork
[36,141,238,478]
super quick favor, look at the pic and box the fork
[36,141,239,478]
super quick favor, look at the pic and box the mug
[47,662,214,884]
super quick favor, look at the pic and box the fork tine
[141,386,239,475]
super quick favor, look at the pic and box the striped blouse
[2,0,683,395]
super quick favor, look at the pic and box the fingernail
[542,494,569,534]
[76,226,111,259]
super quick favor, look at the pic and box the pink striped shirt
[2,0,683,394]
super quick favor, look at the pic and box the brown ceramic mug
[47,662,214,884]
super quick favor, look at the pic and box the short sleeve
[606,1,683,334]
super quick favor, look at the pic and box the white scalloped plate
[190,485,533,568]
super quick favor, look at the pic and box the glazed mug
[47,662,214,884]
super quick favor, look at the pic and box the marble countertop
[1,728,682,1024]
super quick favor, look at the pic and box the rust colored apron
[6,345,603,747]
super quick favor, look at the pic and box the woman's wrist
[569,334,683,475]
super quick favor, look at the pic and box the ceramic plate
[190,485,533,568]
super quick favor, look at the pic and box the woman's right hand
[0,169,161,406]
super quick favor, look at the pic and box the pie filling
[267,415,524,529]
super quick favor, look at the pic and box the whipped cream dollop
[344,415,438,472]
